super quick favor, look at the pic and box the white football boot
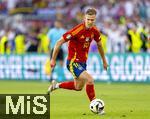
[47,80,58,95]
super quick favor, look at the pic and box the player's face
[84,14,96,28]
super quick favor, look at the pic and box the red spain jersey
[63,22,101,63]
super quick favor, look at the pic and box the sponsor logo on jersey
[85,37,90,41]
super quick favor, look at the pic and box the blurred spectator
[26,29,40,52]
[124,0,134,17]
[0,0,149,54]
[100,30,108,53]
[7,0,18,10]
[0,0,7,14]
[38,28,50,53]
[15,32,25,54]
[0,29,11,54]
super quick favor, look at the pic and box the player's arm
[50,37,66,67]
[97,40,108,70]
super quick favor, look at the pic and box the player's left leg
[78,70,96,101]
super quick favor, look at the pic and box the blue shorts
[66,60,87,78]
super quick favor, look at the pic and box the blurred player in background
[47,8,108,111]
[47,20,66,82]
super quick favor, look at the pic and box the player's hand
[103,61,108,71]
[50,59,56,69]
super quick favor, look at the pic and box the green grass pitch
[0,80,150,119]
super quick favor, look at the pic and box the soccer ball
[89,99,105,114]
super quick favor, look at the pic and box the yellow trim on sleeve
[72,25,84,36]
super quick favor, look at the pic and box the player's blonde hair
[85,8,97,15]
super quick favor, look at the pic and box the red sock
[86,84,96,101]
[59,81,76,90]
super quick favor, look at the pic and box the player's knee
[75,88,82,91]
[75,85,83,91]
[86,78,94,85]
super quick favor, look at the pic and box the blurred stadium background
[0,0,150,119]
[0,0,149,82]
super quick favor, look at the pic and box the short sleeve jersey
[63,22,101,63]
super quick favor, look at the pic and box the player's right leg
[47,78,85,94]
[47,60,86,94]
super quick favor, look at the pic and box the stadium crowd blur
[0,0,149,55]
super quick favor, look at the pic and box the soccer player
[47,7,108,108]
